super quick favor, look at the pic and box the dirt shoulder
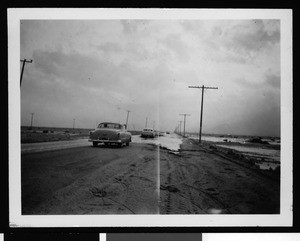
[159,138,280,214]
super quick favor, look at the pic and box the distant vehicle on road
[89,122,132,147]
[158,131,165,136]
[141,128,155,138]
[154,130,165,136]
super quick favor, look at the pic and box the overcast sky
[20,19,280,136]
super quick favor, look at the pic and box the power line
[188,85,218,143]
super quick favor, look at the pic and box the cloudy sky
[20,19,280,136]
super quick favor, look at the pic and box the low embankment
[21,126,141,143]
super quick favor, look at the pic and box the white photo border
[8,8,293,227]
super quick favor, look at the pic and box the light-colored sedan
[141,128,155,138]
[89,122,132,147]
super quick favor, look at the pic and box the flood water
[131,133,182,152]
[187,134,280,170]
[187,134,280,145]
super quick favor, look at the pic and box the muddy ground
[159,139,279,214]
[21,139,279,214]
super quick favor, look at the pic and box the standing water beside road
[132,133,183,152]
[187,133,280,170]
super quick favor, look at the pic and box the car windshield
[143,129,153,131]
[98,123,122,129]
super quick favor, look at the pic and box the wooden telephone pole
[20,59,33,86]
[188,85,218,143]
[179,113,191,137]
[178,121,183,136]
[30,113,34,130]
[125,110,130,128]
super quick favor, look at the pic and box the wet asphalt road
[21,139,280,214]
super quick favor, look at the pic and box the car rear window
[98,123,121,129]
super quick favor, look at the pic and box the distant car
[154,130,164,136]
[141,128,155,138]
[158,131,165,136]
[89,122,132,147]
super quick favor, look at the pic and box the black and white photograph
[8,9,292,227]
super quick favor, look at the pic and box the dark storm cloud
[233,101,280,137]
[97,41,150,62]
[233,77,259,88]
[265,73,280,89]
[212,86,280,137]
[33,50,126,91]
[221,20,280,54]
[179,20,280,66]
[20,19,282,135]
[234,70,280,91]
[32,49,170,95]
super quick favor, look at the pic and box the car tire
[126,141,129,146]
[93,142,98,147]
[118,143,122,148]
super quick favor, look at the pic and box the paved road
[21,139,280,214]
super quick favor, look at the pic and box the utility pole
[153,121,155,130]
[145,117,148,128]
[179,113,191,137]
[174,124,179,134]
[188,85,218,143]
[178,121,183,136]
[125,110,130,128]
[20,59,33,86]
[73,118,75,130]
[30,113,34,130]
